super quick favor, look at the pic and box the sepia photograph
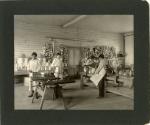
[14,15,134,110]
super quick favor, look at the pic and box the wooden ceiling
[15,15,133,33]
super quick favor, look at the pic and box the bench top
[45,79,75,85]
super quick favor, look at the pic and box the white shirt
[95,59,106,74]
[28,59,40,72]
[51,57,63,74]
[51,58,63,67]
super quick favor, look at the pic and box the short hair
[88,55,95,59]
[99,54,104,59]
[31,52,37,57]
[56,53,61,56]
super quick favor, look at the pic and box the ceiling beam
[45,36,95,43]
[62,15,87,28]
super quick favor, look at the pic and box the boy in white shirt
[51,53,64,79]
[28,52,40,97]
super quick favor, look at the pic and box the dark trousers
[98,75,106,97]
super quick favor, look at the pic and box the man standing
[28,52,40,97]
[91,54,107,98]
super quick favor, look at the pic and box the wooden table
[118,76,134,88]
[106,75,134,98]
[14,71,29,76]
[31,76,75,110]
[14,71,29,84]
[106,75,117,83]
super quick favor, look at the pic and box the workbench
[31,75,75,110]
[14,71,29,84]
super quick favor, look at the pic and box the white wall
[68,47,81,66]
[125,34,134,65]
[14,22,124,58]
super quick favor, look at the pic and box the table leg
[80,74,84,89]
[57,85,68,110]
[40,86,46,110]
[52,88,55,100]
[31,87,37,103]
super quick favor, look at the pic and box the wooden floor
[106,87,134,99]
[14,80,134,110]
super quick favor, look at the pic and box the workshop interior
[14,15,134,110]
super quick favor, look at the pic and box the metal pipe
[62,15,87,28]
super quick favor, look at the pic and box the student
[51,53,64,79]
[27,52,40,97]
[40,58,46,71]
[93,54,107,98]
[45,58,51,71]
